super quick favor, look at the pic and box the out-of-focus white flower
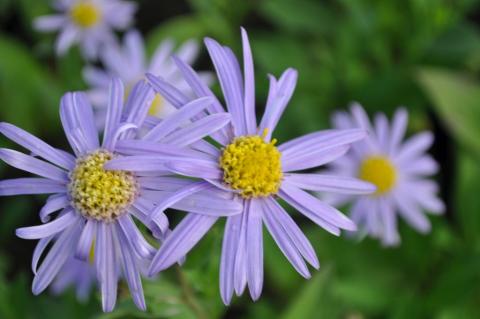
[84,30,213,121]
[34,0,136,60]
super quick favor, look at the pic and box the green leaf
[416,67,480,158]
[280,266,340,319]
[455,152,480,245]
[0,35,61,134]
[259,0,333,34]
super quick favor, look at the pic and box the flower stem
[175,265,208,319]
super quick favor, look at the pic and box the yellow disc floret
[70,2,101,28]
[148,94,164,116]
[69,150,137,221]
[359,155,397,196]
[220,134,283,198]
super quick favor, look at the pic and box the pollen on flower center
[220,134,283,198]
[69,150,137,221]
[359,155,397,195]
[70,2,101,28]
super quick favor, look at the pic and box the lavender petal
[220,214,242,305]
[103,78,125,150]
[262,200,311,278]
[148,213,218,275]
[39,194,69,223]
[32,222,81,295]
[0,178,66,196]
[285,173,375,194]
[259,69,298,140]
[75,219,96,261]
[280,182,357,231]
[0,148,68,182]
[246,199,263,301]
[143,97,213,141]
[16,209,78,239]
[0,122,75,170]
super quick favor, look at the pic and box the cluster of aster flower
[0,0,444,313]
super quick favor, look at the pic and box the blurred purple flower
[0,78,238,311]
[84,30,213,121]
[51,257,96,302]
[326,103,445,246]
[106,28,375,304]
[34,0,136,60]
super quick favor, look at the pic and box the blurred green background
[2,0,480,318]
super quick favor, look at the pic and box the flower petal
[33,15,65,31]
[282,145,350,172]
[39,194,70,223]
[262,199,311,278]
[204,37,246,135]
[0,148,69,182]
[117,224,146,311]
[104,155,168,171]
[118,215,156,259]
[281,183,357,231]
[143,97,213,141]
[259,69,298,140]
[264,197,319,269]
[379,198,400,246]
[75,219,96,261]
[32,235,54,275]
[103,78,125,150]
[240,28,257,135]
[396,132,434,164]
[60,92,99,155]
[220,214,242,305]
[279,129,366,160]
[172,191,243,217]
[400,156,439,176]
[150,182,211,220]
[392,189,431,233]
[285,173,375,194]
[171,56,232,145]
[246,199,263,301]
[56,26,78,55]
[32,222,82,295]
[0,178,66,196]
[165,159,223,180]
[124,30,145,76]
[148,213,218,275]
[389,108,408,155]
[122,81,155,139]
[0,122,75,170]
[96,223,118,312]
[161,113,231,147]
[233,205,248,296]
[16,209,78,240]
[146,73,189,108]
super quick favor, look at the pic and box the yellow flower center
[69,150,138,221]
[70,2,101,28]
[125,84,164,117]
[148,94,164,116]
[220,133,283,198]
[359,155,397,195]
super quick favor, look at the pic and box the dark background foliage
[1,0,480,318]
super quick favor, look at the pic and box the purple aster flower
[0,78,238,311]
[106,28,375,304]
[33,0,136,59]
[51,257,96,302]
[84,30,213,122]
[326,103,445,246]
